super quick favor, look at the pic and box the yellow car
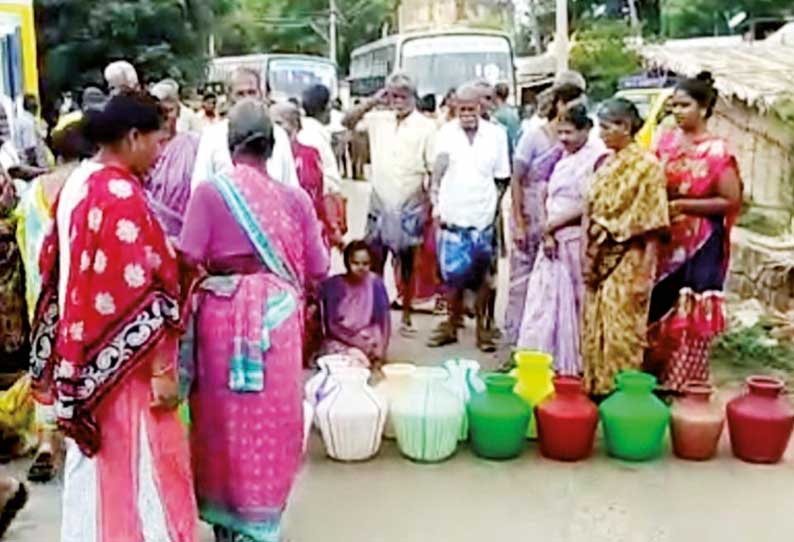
[615,87,675,149]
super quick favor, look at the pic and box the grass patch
[737,208,790,237]
[710,324,794,376]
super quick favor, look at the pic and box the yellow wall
[0,0,38,96]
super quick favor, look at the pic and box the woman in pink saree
[319,240,391,368]
[179,100,329,542]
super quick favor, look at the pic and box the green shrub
[571,20,641,103]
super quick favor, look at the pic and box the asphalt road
[7,180,794,542]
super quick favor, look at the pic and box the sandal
[427,323,458,348]
[0,481,27,539]
[477,333,497,353]
[27,451,56,483]
[399,322,418,338]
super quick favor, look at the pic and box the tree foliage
[36,0,229,109]
[570,20,640,102]
[661,0,793,38]
[214,0,396,73]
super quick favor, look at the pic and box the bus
[349,29,516,104]
[208,54,338,103]
[0,0,38,99]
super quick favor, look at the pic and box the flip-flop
[399,323,418,338]
[0,482,27,539]
[27,451,56,483]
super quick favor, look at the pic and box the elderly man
[103,60,140,94]
[428,83,510,352]
[271,101,346,249]
[343,73,437,335]
[191,67,298,189]
[150,78,201,134]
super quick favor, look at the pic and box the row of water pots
[306,355,484,462]
[305,352,794,464]
[592,371,794,464]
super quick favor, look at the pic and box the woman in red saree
[29,92,198,542]
[646,73,742,392]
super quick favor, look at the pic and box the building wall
[711,98,794,228]
[398,0,514,32]
[713,98,794,310]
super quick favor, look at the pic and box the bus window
[400,35,513,99]
[267,57,337,102]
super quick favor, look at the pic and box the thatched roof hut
[641,39,794,234]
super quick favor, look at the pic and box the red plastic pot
[670,382,724,461]
[727,376,794,464]
[536,376,598,461]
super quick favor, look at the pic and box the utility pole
[555,0,569,73]
[627,0,640,33]
[329,0,338,64]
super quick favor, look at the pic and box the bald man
[191,67,299,189]
[428,83,510,352]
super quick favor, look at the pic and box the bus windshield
[401,35,513,98]
[267,58,337,101]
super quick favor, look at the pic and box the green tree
[661,0,794,38]
[214,0,396,73]
[36,0,229,110]
[570,20,640,101]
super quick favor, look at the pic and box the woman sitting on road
[319,240,391,368]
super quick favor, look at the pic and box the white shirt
[190,119,299,191]
[329,109,345,134]
[298,116,342,194]
[361,110,436,210]
[0,140,20,173]
[176,105,202,134]
[436,119,511,230]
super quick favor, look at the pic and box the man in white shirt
[298,84,342,194]
[342,73,437,335]
[428,84,511,352]
[191,67,299,190]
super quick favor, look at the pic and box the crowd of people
[0,52,742,541]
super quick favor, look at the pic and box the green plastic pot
[468,373,531,460]
[599,371,670,461]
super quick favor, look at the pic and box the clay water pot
[727,376,794,464]
[670,382,724,461]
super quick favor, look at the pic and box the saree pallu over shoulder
[29,165,185,456]
[582,144,669,395]
[654,129,739,281]
[587,144,669,244]
[211,171,299,288]
[190,165,305,542]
